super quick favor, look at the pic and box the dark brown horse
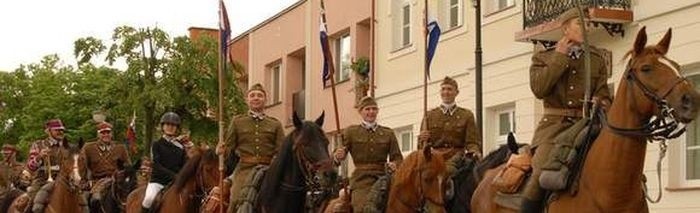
[126,145,220,213]
[386,147,450,213]
[95,160,140,213]
[472,27,700,212]
[256,112,337,213]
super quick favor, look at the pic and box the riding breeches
[142,182,164,208]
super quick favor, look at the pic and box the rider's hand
[466,151,482,161]
[333,148,347,161]
[555,36,574,55]
[215,143,226,156]
[386,162,397,172]
[418,130,430,144]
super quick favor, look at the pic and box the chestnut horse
[386,147,450,213]
[126,146,220,213]
[472,27,700,212]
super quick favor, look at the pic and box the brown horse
[472,27,700,212]
[125,145,220,213]
[386,147,450,213]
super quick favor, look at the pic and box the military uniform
[82,122,131,208]
[522,9,612,206]
[225,112,284,212]
[419,106,481,156]
[342,123,402,212]
[25,138,69,199]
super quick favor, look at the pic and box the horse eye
[641,65,652,72]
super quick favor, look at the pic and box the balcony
[515,0,633,45]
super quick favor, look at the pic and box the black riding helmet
[160,112,181,126]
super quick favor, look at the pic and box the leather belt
[239,156,272,165]
[354,163,385,171]
[544,108,582,118]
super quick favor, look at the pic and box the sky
[0,0,298,71]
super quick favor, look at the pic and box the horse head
[389,147,449,213]
[58,142,85,190]
[291,111,334,174]
[621,27,700,124]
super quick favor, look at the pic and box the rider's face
[440,84,459,104]
[98,130,112,143]
[247,90,266,112]
[359,105,379,123]
[162,123,179,136]
[49,129,65,140]
[564,19,585,44]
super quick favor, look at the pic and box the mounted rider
[333,96,403,212]
[81,121,131,210]
[521,8,612,212]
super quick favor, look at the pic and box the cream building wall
[374,0,700,212]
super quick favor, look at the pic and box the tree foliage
[0,26,246,159]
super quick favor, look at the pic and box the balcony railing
[523,0,631,29]
[516,0,632,44]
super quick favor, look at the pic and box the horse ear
[633,26,648,55]
[293,111,303,128]
[656,28,672,55]
[315,111,325,127]
[507,132,519,154]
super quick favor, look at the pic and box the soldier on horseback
[333,96,403,212]
[216,83,285,213]
[1,144,26,190]
[418,76,482,161]
[521,9,612,212]
[141,112,192,213]
[25,119,71,202]
[81,121,131,210]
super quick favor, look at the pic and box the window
[449,0,461,28]
[401,4,411,47]
[682,75,700,185]
[270,64,281,104]
[496,108,516,144]
[438,0,463,30]
[335,34,351,82]
[392,0,412,50]
[487,0,515,14]
[395,126,414,153]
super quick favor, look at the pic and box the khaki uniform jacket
[81,141,131,180]
[341,124,402,212]
[419,107,481,155]
[529,46,612,147]
[225,114,284,209]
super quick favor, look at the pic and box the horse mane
[172,149,216,192]
[393,151,422,185]
[258,130,296,206]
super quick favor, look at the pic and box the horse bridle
[602,57,689,140]
[397,159,445,212]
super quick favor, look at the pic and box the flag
[125,112,137,155]
[219,0,231,60]
[320,0,334,86]
[426,18,441,77]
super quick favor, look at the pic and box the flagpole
[321,0,347,205]
[423,0,429,133]
[217,2,226,213]
[370,0,376,98]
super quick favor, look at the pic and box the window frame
[395,125,414,153]
[269,64,282,105]
[495,107,516,145]
[401,3,412,47]
[447,0,463,30]
[334,33,351,83]
[678,73,700,187]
